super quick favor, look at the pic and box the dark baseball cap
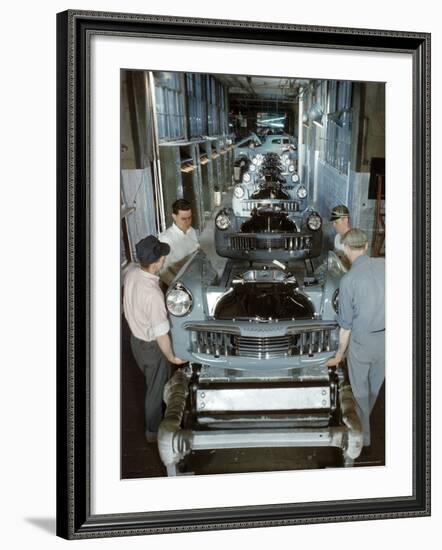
[136,235,170,266]
[330,204,349,221]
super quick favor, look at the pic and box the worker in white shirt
[159,199,200,285]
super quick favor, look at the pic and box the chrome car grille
[235,335,293,358]
[242,200,299,212]
[190,327,337,359]
[230,234,312,251]
[230,235,257,250]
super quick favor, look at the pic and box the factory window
[219,82,227,135]
[154,72,185,141]
[200,76,228,136]
[207,76,219,135]
[186,74,207,138]
[322,81,353,175]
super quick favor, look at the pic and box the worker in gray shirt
[326,228,385,447]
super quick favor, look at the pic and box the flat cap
[341,228,368,249]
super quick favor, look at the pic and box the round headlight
[284,157,291,166]
[249,163,256,172]
[166,284,193,316]
[234,185,245,199]
[296,185,307,199]
[288,164,295,173]
[282,153,289,162]
[243,172,251,183]
[307,212,322,231]
[291,174,299,183]
[332,288,339,313]
[215,212,231,230]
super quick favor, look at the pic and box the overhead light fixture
[302,112,309,128]
[308,102,324,127]
[328,108,352,128]
[257,121,285,128]
[259,116,286,124]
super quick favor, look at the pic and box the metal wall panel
[121,168,157,259]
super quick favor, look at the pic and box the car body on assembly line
[234,132,297,160]
[157,250,362,476]
[233,133,297,182]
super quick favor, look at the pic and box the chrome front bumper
[158,369,363,476]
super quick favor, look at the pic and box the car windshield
[236,268,295,283]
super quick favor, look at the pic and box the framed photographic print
[56,10,431,539]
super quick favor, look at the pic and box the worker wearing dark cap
[123,235,186,442]
[330,204,350,252]
[326,228,385,447]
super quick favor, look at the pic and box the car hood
[241,211,297,233]
[214,283,315,321]
[251,186,289,200]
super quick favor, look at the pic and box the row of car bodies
[233,132,297,185]
[158,144,363,476]
[234,132,297,160]
[218,150,322,261]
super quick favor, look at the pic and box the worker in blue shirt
[326,228,385,447]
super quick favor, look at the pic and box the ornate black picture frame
[56,10,431,539]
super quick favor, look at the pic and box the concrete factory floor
[121,189,385,479]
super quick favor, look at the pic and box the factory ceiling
[216,75,313,108]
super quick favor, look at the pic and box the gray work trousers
[130,334,171,436]
[347,331,385,447]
